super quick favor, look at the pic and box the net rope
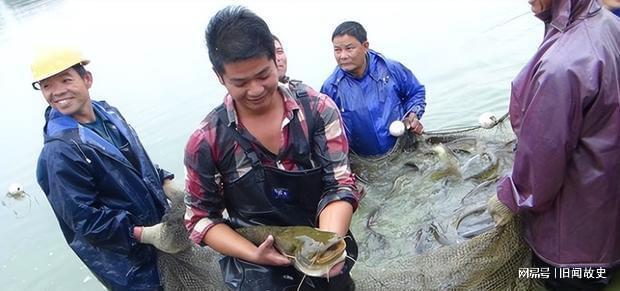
[157,115,540,290]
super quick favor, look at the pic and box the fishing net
[155,114,541,290]
[348,114,538,290]
[352,218,532,290]
[157,191,226,291]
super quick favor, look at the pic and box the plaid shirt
[184,85,359,244]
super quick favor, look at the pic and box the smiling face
[332,34,369,78]
[39,67,94,123]
[218,56,280,115]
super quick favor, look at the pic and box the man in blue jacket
[321,21,426,157]
[32,47,180,290]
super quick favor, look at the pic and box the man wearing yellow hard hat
[32,47,180,290]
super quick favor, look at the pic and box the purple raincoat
[497,0,620,267]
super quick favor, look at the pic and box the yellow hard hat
[30,47,90,88]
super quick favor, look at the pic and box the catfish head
[237,225,347,277]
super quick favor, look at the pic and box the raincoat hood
[498,0,620,267]
[544,0,602,31]
[533,0,604,29]
[321,50,426,156]
[37,100,171,290]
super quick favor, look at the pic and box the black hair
[205,6,275,75]
[72,64,88,79]
[331,21,367,43]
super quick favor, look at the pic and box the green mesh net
[157,115,541,290]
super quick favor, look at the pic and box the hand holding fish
[236,226,348,277]
[253,234,292,266]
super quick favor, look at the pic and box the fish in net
[348,114,539,290]
[156,190,225,290]
[156,114,541,290]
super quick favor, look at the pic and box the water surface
[0,0,541,289]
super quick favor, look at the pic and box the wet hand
[254,235,291,266]
[405,113,424,134]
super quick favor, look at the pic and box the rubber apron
[218,93,357,291]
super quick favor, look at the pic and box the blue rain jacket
[36,100,172,290]
[321,50,426,156]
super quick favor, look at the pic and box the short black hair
[205,6,275,75]
[72,64,87,79]
[331,21,367,43]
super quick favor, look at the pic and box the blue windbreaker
[36,100,172,290]
[321,50,426,156]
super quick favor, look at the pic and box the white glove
[139,223,183,254]
[162,179,184,200]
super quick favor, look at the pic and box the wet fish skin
[445,136,478,154]
[461,151,499,181]
[429,144,462,181]
[236,225,347,277]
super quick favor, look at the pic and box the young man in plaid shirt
[184,6,360,291]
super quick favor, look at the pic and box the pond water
[0,0,542,289]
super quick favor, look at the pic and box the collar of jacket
[542,0,602,32]
[43,101,132,166]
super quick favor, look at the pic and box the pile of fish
[349,119,516,268]
[156,117,532,290]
